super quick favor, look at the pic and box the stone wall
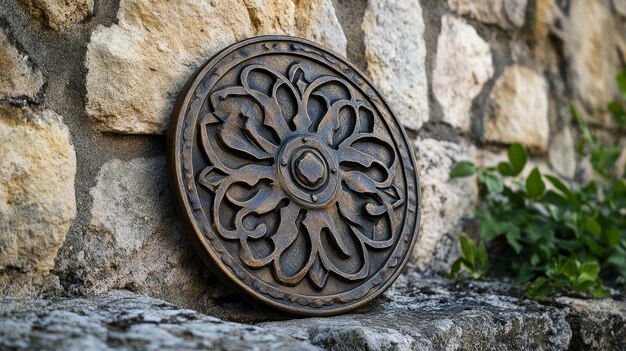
[0,0,625,313]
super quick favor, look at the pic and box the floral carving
[197,62,404,289]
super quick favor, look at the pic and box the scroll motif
[197,62,403,289]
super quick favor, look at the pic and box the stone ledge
[1,275,624,351]
[261,275,571,350]
[0,291,318,351]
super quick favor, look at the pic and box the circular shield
[168,36,420,315]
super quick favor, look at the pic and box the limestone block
[85,0,346,134]
[20,0,94,30]
[0,105,76,274]
[0,29,44,103]
[411,138,477,272]
[362,0,429,131]
[433,15,493,132]
[484,65,549,153]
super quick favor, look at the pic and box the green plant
[450,234,490,280]
[527,257,607,298]
[448,69,626,298]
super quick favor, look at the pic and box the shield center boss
[168,36,421,316]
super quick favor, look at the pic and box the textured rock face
[559,297,626,351]
[0,29,44,103]
[260,274,572,351]
[20,0,94,30]
[85,0,346,135]
[3,276,626,351]
[566,0,621,125]
[549,127,576,179]
[484,65,549,153]
[76,157,221,312]
[411,138,477,272]
[0,105,76,286]
[362,0,428,131]
[433,15,493,132]
[615,0,626,17]
[0,290,319,351]
[444,0,529,29]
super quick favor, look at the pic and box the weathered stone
[566,0,621,125]
[0,105,76,278]
[444,0,529,29]
[484,65,549,153]
[294,0,347,52]
[530,0,561,40]
[0,272,62,296]
[76,157,225,313]
[260,274,572,351]
[20,0,94,30]
[85,0,346,134]
[0,29,44,103]
[0,290,319,351]
[411,138,477,272]
[558,297,626,351]
[614,0,626,17]
[362,0,428,131]
[433,15,493,132]
[549,127,576,179]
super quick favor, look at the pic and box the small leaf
[576,138,586,156]
[605,227,621,248]
[526,167,546,199]
[477,241,489,270]
[451,161,476,178]
[608,101,626,128]
[580,260,601,279]
[480,173,504,194]
[450,258,462,274]
[506,227,523,254]
[607,254,626,268]
[527,277,550,298]
[459,235,476,263]
[545,175,575,202]
[497,162,515,176]
[617,69,626,100]
[543,190,568,208]
[571,102,597,147]
[508,143,527,175]
[530,254,541,266]
[477,210,500,241]
[582,214,602,238]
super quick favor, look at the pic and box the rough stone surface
[0,290,319,351]
[484,65,550,153]
[0,104,76,280]
[565,0,621,125]
[260,274,572,351]
[74,157,225,313]
[445,0,529,29]
[558,297,626,351]
[530,0,564,41]
[433,15,493,132]
[0,28,44,103]
[549,127,576,179]
[85,0,347,135]
[411,138,477,272]
[20,0,94,30]
[362,0,428,131]
[615,0,626,17]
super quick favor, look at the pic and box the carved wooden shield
[168,36,420,315]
